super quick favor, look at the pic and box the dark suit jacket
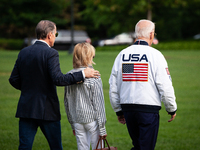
[9,41,84,121]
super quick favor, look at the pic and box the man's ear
[150,32,153,40]
[47,33,52,39]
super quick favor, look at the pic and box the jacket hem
[121,104,161,113]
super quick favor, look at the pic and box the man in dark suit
[9,20,99,150]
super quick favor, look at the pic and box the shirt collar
[37,40,51,47]
[133,40,149,46]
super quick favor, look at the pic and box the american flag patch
[122,63,148,82]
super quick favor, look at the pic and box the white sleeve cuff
[82,70,85,79]
[99,126,107,136]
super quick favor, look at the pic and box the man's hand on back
[84,67,100,78]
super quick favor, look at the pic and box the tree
[81,0,150,39]
[0,0,200,41]
[0,0,70,38]
[152,0,200,40]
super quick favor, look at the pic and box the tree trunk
[147,0,152,21]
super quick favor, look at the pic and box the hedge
[0,39,24,50]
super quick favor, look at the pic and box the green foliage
[82,0,147,37]
[151,0,200,40]
[0,39,24,50]
[152,40,200,50]
[0,0,70,38]
[1,42,200,149]
[82,0,200,40]
[94,40,200,51]
[1,0,200,41]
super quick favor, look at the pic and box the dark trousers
[18,118,63,150]
[123,111,159,150]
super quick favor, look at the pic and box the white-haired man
[109,19,177,150]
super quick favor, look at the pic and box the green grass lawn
[0,44,200,149]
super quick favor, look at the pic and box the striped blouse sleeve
[92,77,107,136]
[64,86,75,130]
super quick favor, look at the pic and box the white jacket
[109,41,177,115]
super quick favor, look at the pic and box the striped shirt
[64,67,107,136]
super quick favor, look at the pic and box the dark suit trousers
[18,118,63,150]
[123,111,159,150]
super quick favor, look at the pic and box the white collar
[37,40,50,47]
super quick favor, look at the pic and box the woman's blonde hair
[73,42,95,68]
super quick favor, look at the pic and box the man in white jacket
[109,19,177,150]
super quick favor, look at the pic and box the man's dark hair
[35,20,56,39]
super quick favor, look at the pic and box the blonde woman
[64,42,107,150]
